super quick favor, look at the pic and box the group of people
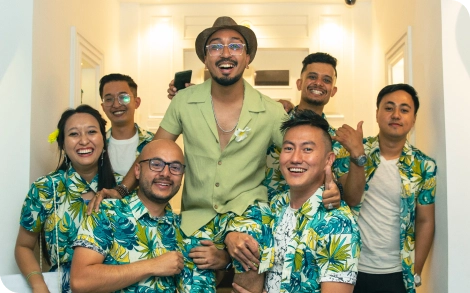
[14,15,436,293]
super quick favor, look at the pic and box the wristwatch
[350,154,367,167]
[414,274,422,287]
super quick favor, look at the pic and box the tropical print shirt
[19,166,120,292]
[353,135,437,293]
[263,111,350,200]
[73,193,179,292]
[258,187,360,293]
[106,123,154,157]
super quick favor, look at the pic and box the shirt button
[218,161,222,165]
[215,182,220,187]
[214,204,218,209]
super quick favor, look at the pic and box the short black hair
[280,109,332,151]
[300,52,338,78]
[99,73,138,99]
[377,83,420,114]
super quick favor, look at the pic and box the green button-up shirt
[160,79,288,234]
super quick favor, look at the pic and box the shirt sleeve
[159,93,184,136]
[417,158,437,205]
[73,206,113,256]
[272,109,288,149]
[332,143,351,179]
[316,212,359,285]
[19,176,53,232]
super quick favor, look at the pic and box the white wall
[0,0,122,275]
[0,0,33,275]
[371,0,447,292]
[441,1,470,291]
[30,0,122,182]
[121,2,375,136]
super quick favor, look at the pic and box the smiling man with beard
[70,140,184,292]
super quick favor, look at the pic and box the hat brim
[195,25,257,64]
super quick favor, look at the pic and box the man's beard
[211,71,244,86]
[302,95,328,107]
[139,178,179,204]
[210,58,244,86]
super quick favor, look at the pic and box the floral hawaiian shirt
[263,111,350,200]
[258,187,360,293]
[19,166,121,292]
[352,135,437,293]
[73,192,179,292]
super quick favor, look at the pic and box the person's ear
[134,96,141,109]
[134,162,141,180]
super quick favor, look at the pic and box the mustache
[216,58,238,67]
[152,177,173,185]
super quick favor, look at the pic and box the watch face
[357,155,367,166]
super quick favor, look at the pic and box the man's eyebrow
[207,36,244,44]
[282,140,316,146]
[385,101,412,108]
[149,157,184,164]
[306,71,333,79]
[104,91,127,97]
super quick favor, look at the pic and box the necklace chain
[210,95,239,133]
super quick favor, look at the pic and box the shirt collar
[127,192,175,224]
[65,165,99,193]
[187,79,265,113]
[280,186,325,217]
[368,135,413,164]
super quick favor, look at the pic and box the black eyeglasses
[139,158,185,175]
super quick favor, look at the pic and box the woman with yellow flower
[14,104,120,293]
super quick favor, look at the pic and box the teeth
[77,149,92,154]
[289,168,306,173]
[311,89,323,95]
[219,64,234,69]
[156,183,170,186]
[113,111,125,115]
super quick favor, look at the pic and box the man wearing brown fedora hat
[160,16,287,292]
[94,16,287,293]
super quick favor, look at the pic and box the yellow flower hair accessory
[48,129,59,144]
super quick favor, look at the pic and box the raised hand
[332,121,364,158]
[322,165,341,210]
[167,79,194,100]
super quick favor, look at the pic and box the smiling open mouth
[77,148,93,155]
[288,167,306,173]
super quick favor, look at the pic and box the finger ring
[327,203,333,209]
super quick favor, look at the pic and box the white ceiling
[120,0,369,4]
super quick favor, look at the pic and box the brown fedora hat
[195,16,257,64]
